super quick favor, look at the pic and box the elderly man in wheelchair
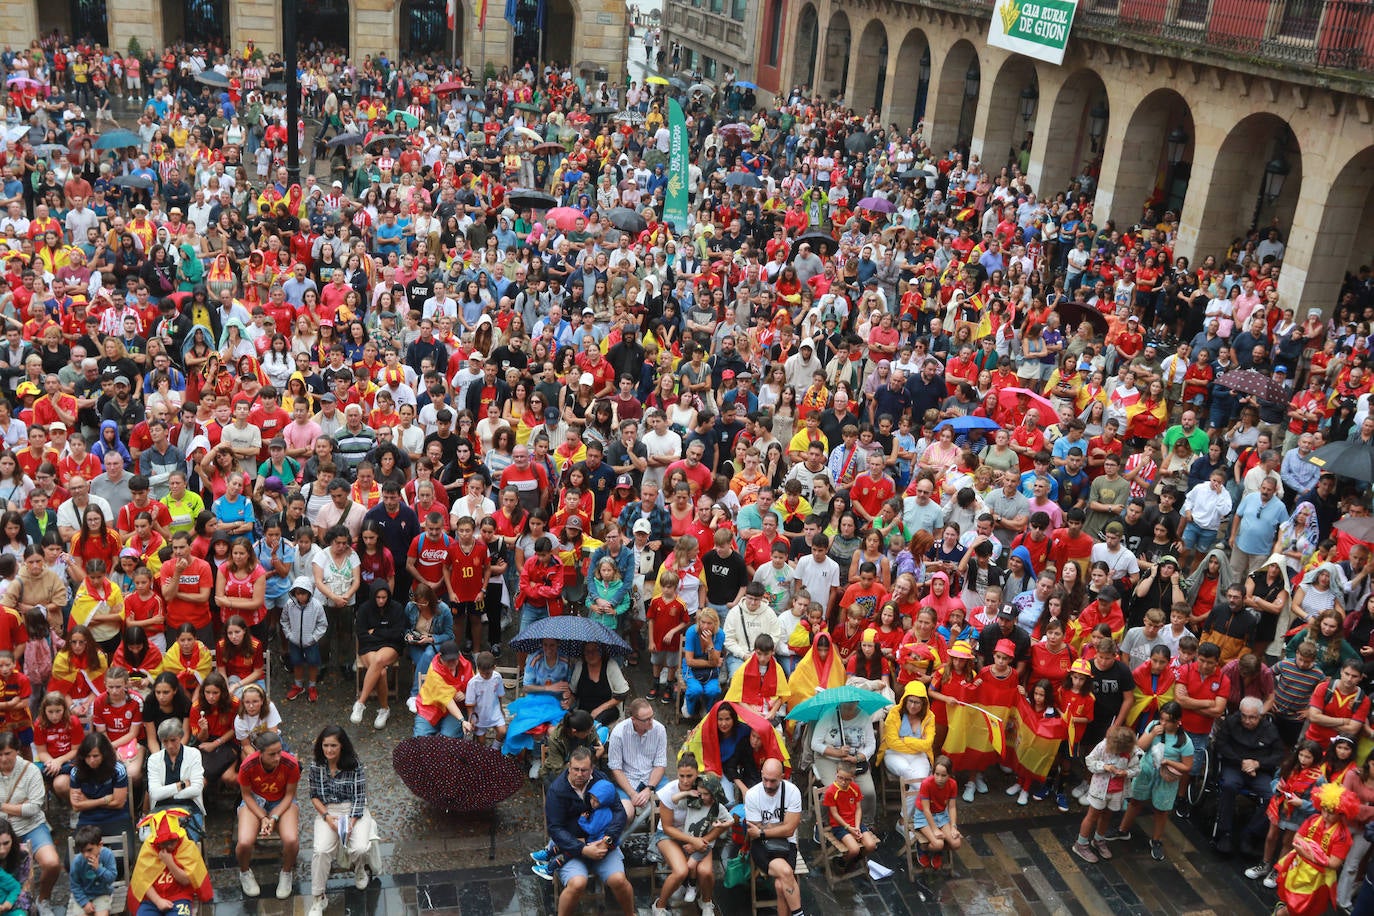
[1210,697,1285,856]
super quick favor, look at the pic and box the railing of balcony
[910,0,1374,77]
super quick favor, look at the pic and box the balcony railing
[900,0,1374,79]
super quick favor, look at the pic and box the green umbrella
[514,102,542,114]
[388,110,420,129]
[785,685,891,722]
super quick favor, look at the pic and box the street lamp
[284,0,301,186]
[1251,152,1290,231]
[1166,126,1188,166]
[1088,101,1108,149]
[915,48,931,131]
[1019,84,1038,126]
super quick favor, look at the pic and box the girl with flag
[1051,659,1096,810]
[946,638,1018,804]
[929,640,981,791]
[1272,782,1358,916]
[1246,740,1326,889]
[1121,644,1176,730]
[1007,678,1068,806]
[1103,700,1193,861]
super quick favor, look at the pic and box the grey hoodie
[282,593,328,648]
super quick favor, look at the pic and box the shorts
[454,600,481,618]
[650,650,680,669]
[288,643,323,668]
[69,895,112,916]
[13,728,32,747]
[557,845,626,884]
[748,840,797,873]
[240,791,298,814]
[830,824,871,842]
[1087,790,1125,812]
[20,823,54,853]
[910,809,949,831]
[652,830,710,862]
[1182,521,1218,553]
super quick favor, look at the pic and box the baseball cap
[996,606,1015,620]
[1274,365,1289,374]
[722,369,736,380]
[616,474,633,488]
[1104,521,1124,535]
[113,375,130,386]
[564,516,583,530]
[632,519,652,534]
[264,475,285,493]
[579,372,594,387]
[49,422,67,432]
[544,406,561,422]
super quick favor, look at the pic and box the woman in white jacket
[146,717,206,840]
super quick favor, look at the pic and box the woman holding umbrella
[569,642,631,731]
[805,693,882,825]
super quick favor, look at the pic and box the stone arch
[298,0,350,52]
[887,26,930,131]
[849,18,889,116]
[1190,112,1302,263]
[402,0,453,56]
[818,9,851,101]
[1111,88,1196,227]
[1038,68,1109,204]
[929,38,979,154]
[1299,144,1374,313]
[791,2,819,93]
[162,0,230,47]
[979,53,1039,173]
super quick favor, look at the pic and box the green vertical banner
[665,99,690,234]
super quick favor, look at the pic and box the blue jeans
[725,654,747,679]
[1187,730,1212,776]
[414,715,465,738]
[558,846,626,884]
[520,602,550,630]
[408,644,438,697]
[683,673,721,715]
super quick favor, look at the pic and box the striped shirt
[1272,657,1324,720]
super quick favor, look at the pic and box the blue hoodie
[577,779,618,841]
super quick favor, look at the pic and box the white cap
[632,519,652,534]
[579,372,595,387]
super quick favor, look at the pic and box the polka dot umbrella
[508,615,633,659]
[391,737,527,813]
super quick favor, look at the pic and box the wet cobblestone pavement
[33,650,1267,915]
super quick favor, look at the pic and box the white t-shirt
[642,429,683,490]
[743,779,802,843]
[793,555,839,609]
[656,779,720,844]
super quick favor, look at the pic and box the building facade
[661,0,788,90]
[768,0,1374,313]
[1,0,630,84]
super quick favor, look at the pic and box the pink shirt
[282,419,323,453]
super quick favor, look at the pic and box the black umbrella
[326,132,365,148]
[111,174,156,190]
[845,132,873,155]
[263,81,287,94]
[507,189,558,211]
[1215,368,1288,403]
[790,230,838,259]
[194,70,229,87]
[364,134,404,151]
[606,207,647,234]
[392,737,526,813]
[1335,516,1374,543]
[724,172,761,189]
[1056,301,1108,337]
[588,105,618,117]
[1306,439,1374,482]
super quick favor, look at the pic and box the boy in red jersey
[822,761,879,865]
[646,572,687,704]
[449,516,491,652]
[406,511,455,598]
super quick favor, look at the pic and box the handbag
[723,852,751,888]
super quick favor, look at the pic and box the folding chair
[66,832,131,913]
[811,786,867,887]
[354,643,402,696]
[748,847,810,913]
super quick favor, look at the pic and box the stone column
[108,0,162,57]
[568,0,630,84]
[232,0,283,54]
[1,3,39,49]
[354,0,399,62]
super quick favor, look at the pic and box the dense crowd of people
[2,25,1374,916]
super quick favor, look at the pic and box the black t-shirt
[405,279,435,312]
[1122,516,1153,555]
[1089,659,1135,732]
[703,550,748,606]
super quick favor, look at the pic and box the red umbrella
[1001,387,1059,421]
[392,737,526,813]
[545,206,584,231]
[433,81,464,93]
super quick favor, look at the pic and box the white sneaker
[1263,869,1279,889]
[308,896,327,916]
[962,782,975,803]
[1245,863,1270,880]
[1005,783,1021,796]
[529,760,541,779]
[406,696,418,714]
[35,902,54,916]
[1017,790,1029,806]
[974,774,989,794]
[240,870,261,897]
[373,707,390,729]
[276,870,294,899]
[684,882,697,903]
[1072,784,1088,800]
[350,701,366,724]
[355,865,369,889]
[700,903,718,916]
[651,905,670,916]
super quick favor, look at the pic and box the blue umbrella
[509,615,632,658]
[934,416,1000,433]
[94,130,142,150]
[786,684,891,722]
[734,80,759,90]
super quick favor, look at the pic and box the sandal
[627,652,640,668]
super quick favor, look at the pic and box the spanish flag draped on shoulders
[48,646,107,700]
[725,649,791,713]
[1274,783,1357,916]
[128,808,214,912]
[1122,658,1176,728]
[678,699,791,774]
[785,632,844,710]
